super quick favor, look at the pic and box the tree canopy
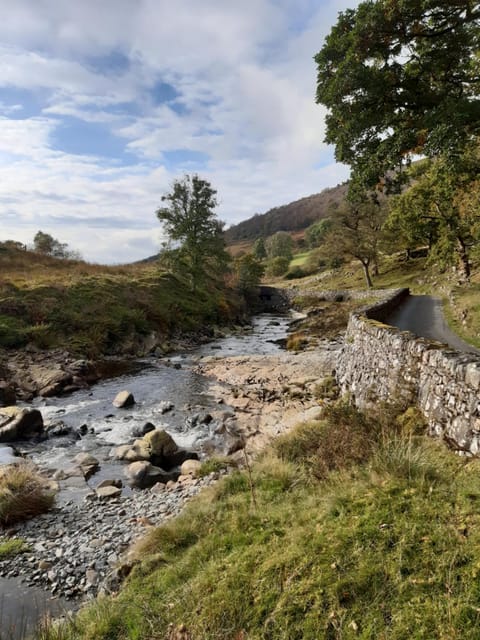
[33,231,81,260]
[315,0,480,190]
[156,175,229,291]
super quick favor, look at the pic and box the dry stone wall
[336,288,480,454]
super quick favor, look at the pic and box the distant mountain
[224,182,348,244]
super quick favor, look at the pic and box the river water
[0,313,292,639]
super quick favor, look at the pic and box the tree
[315,0,480,191]
[33,231,81,260]
[387,150,480,280]
[233,254,265,292]
[265,231,294,261]
[252,237,267,260]
[320,200,387,288]
[156,175,229,291]
[305,218,333,248]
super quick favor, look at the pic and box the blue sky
[0,0,357,263]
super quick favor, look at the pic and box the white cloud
[0,0,359,263]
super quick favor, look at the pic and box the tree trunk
[360,260,373,288]
[457,237,471,282]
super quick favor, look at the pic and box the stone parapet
[336,289,480,454]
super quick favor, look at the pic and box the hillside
[0,245,245,359]
[224,183,348,244]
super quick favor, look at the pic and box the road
[386,295,479,355]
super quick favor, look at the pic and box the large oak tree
[315,0,480,190]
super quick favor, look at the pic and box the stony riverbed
[0,471,222,601]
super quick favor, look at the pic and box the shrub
[0,464,55,525]
[265,256,290,277]
[274,401,383,480]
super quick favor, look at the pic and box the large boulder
[125,461,178,489]
[0,407,43,442]
[30,365,73,397]
[143,429,199,470]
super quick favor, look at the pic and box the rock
[0,382,16,407]
[158,401,174,414]
[73,453,100,479]
[144,429,199,470]
[0,445,20,466]
[180,459,202,477]
[132,422,155,437]
[125,461,178,489]
[0,407,43,442]
[96,486,122,500]
[114,441,150,462]
[96,479,123,490]
[112,391,135,408]
[29,366,73,397]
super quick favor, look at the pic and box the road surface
[386,295,479,355]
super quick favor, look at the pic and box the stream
[0,313,292,640]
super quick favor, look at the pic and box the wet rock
[112,390,135,408]
[158,401,174,414]
[125,461,178,489]
[0,444,20,466]
[132,421,156,437]
[0,407,44,442]
[0,382,16,407]
[73,453,100,479]
[96,479,123,490]
[144,428,199,470]
[30,366,73,397]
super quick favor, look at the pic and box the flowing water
[0,313,293,639]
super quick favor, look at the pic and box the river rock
[0,382,16,407]
[0,444,20,466]
[125,461,178,489]
[180,459,202,477]
[113,390,135,408]
[0,407,44,442]
[144,429,199,470]
[73,452,100,479]
[114,440,150,462]
[30,365,73,397]
[96,485,122,500]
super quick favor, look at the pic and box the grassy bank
[38,403,480,639]
[0,246,244,357]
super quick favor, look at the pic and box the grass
[0,464,55,526]
[37,401,480,640]
[0,246,244,356]
[289,251,312,267]
[0,537,29,558]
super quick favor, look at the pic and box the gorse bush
[0,464,55,525]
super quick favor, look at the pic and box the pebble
[0,471,223,601]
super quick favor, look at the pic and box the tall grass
[0,464,55,526]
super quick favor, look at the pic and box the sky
[0,0,358,264]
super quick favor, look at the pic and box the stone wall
[336,289,480,454]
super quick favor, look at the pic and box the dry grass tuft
[0,463,55,526]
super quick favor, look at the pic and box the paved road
[386,295,480,355]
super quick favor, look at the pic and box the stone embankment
[337,288,480,454]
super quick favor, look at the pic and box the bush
[284,266,307,280]
[265,256,290,277]
[274,401,383,480]
[0,464,55,525]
